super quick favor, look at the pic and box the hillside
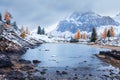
[0,12,43,54]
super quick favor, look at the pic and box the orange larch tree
[74,29,80,39]
[21,25,25,33]
[76,29,80,39]
[4,11,11,28]
[20,26,26,38]
[4,11,10,21]
[103,28,107,38]
[110,26,115,37]
[83,32,87,39]
[26,26,29,34]
[26,26,30,35]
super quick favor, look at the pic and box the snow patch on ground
[29,34,55,43]
[45,22,59,33]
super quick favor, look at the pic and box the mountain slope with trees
[0,11,43,53]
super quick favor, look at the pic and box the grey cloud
[0,0,120,30]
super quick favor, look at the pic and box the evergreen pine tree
[13,21,16,26]
[37,26,41,34]
[13,21,18,30]
[107,29,111,37]
[107,29,111,40]
[91,27,97,42]
[0,13,2,21]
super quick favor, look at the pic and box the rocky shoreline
[96,50,120,68]
[0,44,46,80]
[0,35,45,80]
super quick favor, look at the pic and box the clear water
[22,43,109,68]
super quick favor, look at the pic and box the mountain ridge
[56,11,120,33]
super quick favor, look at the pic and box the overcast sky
[0,0,120,30]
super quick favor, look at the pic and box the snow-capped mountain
[57,11,120,33]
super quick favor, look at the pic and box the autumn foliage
[20,32,26,38]
[103,28,107,38]
[101,27,115,39]
[110,26,115,37]
[20,26,26,38]
[21,26,25,33]
[74,29,80,39]
[20,26,31,38]
[82,32,87,39]
[4,11,11,28]
[4,11,11,21]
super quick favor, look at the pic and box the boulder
[18,59,31,64]
[33,60,41,64]
[0,54,13,68]
[62,71,68,74]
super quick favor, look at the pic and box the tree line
[91,26,115,42]
[20,26,30,38]
[0,11,46,38]
[37,26,45,35]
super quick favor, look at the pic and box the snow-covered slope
[0,21,44,50]
[28,34,56,43]
[50,31,73,37]
[45,23,58,33]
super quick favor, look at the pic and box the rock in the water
[56,70,61,75]
[0,54,13,68]
[18,59,31,64]
[62,71,68,74]
[40,71,46,75]
[33,60,41,64]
